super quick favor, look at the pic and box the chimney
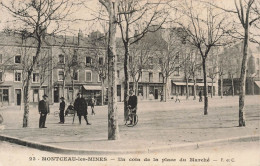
[78,29,83,46]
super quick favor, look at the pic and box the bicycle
[125,107,138,127]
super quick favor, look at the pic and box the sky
[0,0,259,39]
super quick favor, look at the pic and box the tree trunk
[239,23,249,127]
[211,79,214,98]
[123,43,129,122]
[186,78,189,100]
[193,75,197,100]
[106,1,119,140]
[251,77,254,95]
[62,78,66,98]
[23,73,32,127]
[72,76,75,102]
[202,58,208,115]
[164,77,167,102]
[220,75,223,98]
[101,78,104,105]
[231,75,234,96]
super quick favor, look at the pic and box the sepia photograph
[0,0,259,165]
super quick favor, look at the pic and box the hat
[60,97,64,100]
[42,94,48,98]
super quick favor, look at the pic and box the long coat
[74,97,88,116]
[38,100,50,114]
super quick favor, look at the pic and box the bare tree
[175,0,232,115]
[156,28,185,102]
[207,50,219,98]
[128,42,151,96]
[211,0,260,126]
[1,0,75,127]
[89,32,108,106]
[117,0,169,121]
[188,49,202,100]
[99,0,119,140]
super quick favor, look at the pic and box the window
[85,70,92,82]
[59,54,65,64]
[159,58,163,64]
[14,71,22,82]
[73,70,79,81]
[32,73,40,83]
[174,67,180,76]
[0,89,9,102]
[149,72,153,82]
[117,70,120,78]
[148,57,153,64]
[58,70,64,81]
[159,72,163,82]
[0,71,2,82]
[117,85,121,97]
[0,54,2,64]
[15,55,21,64]
[99,57,104,65]
[86,56,92,66]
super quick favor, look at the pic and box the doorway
[15,89,21,106]
[154,89,159,99]
[54,87,59,103]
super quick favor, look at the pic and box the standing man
[59,97,65,124]
[199,90,203,102]
[38,94,50,128]
[128,90,138,125]
[90,95,96,115]
[74,93,91,125]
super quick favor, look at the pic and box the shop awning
[82,85,102,90]
[172,82,207,86]
[255,81,260,88]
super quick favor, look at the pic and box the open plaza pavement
[0,95,259,165]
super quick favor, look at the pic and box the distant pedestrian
[90,96,96,115]
[74,93,91,125]
[38,94,50,128]
[58,97,65,124]
[199,90,203,102]
[160,91,163,102]
[175,93,180,102]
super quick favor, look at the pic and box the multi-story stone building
[0,28,221,106]
[219,42,260,95]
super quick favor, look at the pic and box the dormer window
[59,54,65,64]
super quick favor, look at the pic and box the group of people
[38,92,96,128]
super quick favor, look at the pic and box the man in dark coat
[128,90,138,125]
[59,97,65,124]
[38,94,50,128]
[74,93,91,125]
[199,90,203,102]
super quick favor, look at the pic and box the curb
[0,134,259,155]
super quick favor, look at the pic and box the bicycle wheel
[54,111,59,117]
[127,114,138,127]
[133,114,138,126]
[0,114,3,124]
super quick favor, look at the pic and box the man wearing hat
[38,94,50,128]
[74,92,91,125]
[59,97,65,124]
